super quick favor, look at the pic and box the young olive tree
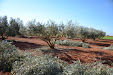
[38,20,62,49]
[88,28,106,41]
[38,31,62,49]
[76,26,89,42]
[65,20,77,39]
[96,30,106,39]
[88,28,98,41]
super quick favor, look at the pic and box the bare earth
[7,37,113,65]
[1,36,113,75]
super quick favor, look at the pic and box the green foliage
[37,20,62,49]
[27,20,45,36]
[0,16,9,40]
[46,20,59,36]
[27,19,38,35]
[56,40,91,48]
[0,16,23,39]
[76,26,89,42]
[0,41,20,72]
[58,22,66,36]
[11,53,65,75]
[38,31,62,49]
[103,44,113,50]
[37,22,46,34]
[9,18,23,36]
[11,53,113,75]
[102,36,113,40]
[65,20,77,39]
[19,24,28,36]
[63,60,113,75]
[63,21,106,42]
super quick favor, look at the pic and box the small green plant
[0,41,20,72]
[11,53,113,75]
[103,44,113,50]
[63,60,113,75]
[56,40,91,48]
[11,53,66,75]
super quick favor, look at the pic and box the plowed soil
[7,37,113,65]
[1,36,113,75]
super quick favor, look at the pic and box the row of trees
[64,21,106,42]
[0,16,106,49]
[0,16,23,40]
[24,20,105,42]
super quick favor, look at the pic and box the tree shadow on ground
[96,56,113,66]
[41,48,113,66]
[86,42,110,47]
[97,39,113,43]
[12,41,44,50]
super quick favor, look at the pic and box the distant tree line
[0,16,106,48]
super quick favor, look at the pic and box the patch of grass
[102,36,113,40]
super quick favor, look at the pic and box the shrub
[56,40,91,48]
[11,53,66,75]
[103,44,113,50]
[0,41,20,72]
[63,60,113,75]
[11,52,113,75]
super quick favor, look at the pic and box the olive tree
[65,20,77,39]
[88,28,106,41]
[96,30,106,39]
[88,28,98,41]
[8,18,22,36]
[58,22,66,36]
[27,20,60,49]
[38,20,62,49]
[27,19,38,36]
[0,16,9,40]
[38,31,62,49]
[46,20,59,36]
[19,24,28,36]
[76,26,89,42]
[27,20,45,36]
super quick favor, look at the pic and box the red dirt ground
[7,37,113,65]
[0,72,12,75]
[1,36,113,74]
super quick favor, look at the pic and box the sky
[0,0,113,35]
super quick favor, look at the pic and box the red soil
[7,37,113,65]
[0,72,12,75]
[1,37,113,74]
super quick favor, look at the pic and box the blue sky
[0,0,113,35]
